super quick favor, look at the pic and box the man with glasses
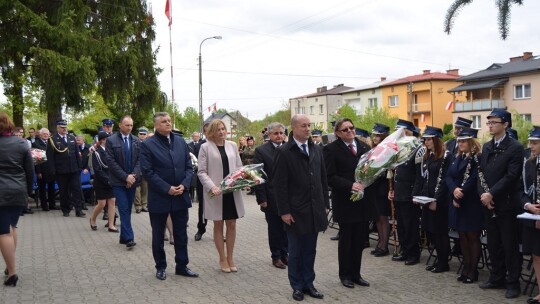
[253,122,289,269]
[46,119,85,218]
[445,117,473,155]
[477,108,523,299]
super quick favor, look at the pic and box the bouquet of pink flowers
[210,164,268,197]
[351,128,420,201]
[31,148,47,165]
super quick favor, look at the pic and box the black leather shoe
[479,281,505,289]
[175,267,199,277]
[273,259,286,269]
[527,297,540,304]
[281,256,288,266]
[341,279,354,288]
[292,290,304,301]
[457,274,467,282]
[404,257,419,265]
[352,277,370,287]
[194,232,203,241]
[303,287,324,299]
[119,239,128,245]
[76,211,86,218]
[141,208,148,212]
[63,213,69,217]
[126,240,136,248]
[425,264,436,271]
[156,269,166,280]
[374,249,389,257]
[135,209,141,214]
[505,288,520,299]
[431,264,449,273]
[392,254,407,262]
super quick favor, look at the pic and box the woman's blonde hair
[457,138,481,156]
[206,119,227,142]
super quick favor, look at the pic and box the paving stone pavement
[0,193,532,303]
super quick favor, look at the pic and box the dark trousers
[432,232,450,267]
[395,201,421,258]
[112,186,136,242]
[265,211,288,260]
[196,179,207,233]
[485,213,522,288]
[56,172,83,214]
[149,209,189,270]
[287,231,318,291]
[38,179,56,209]
[338,222,367,280]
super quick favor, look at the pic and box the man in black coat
[33,128,57,211]
[253,122,288,269]
[445,117,473,155]
[46,119,85,217]
[274,114,329,301]
[324,118,372,289]
[76,135,92,209]
[477,109,523,299]
[189,124,208,241]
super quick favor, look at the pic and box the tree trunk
[47,106,62,132]
[8,58,25,127]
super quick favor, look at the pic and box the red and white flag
[207,103,217,113]
[445,100,453,111]
[420,114,425,123]
[165,0,172,27]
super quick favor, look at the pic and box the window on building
[295,107,298,114]
[319,104,324,114]
[521,114,532,122]
[514,84,531,99]
[301,107,305,114]
[310,106,314,115]
[368,98,377,108]
[471,115,481,129]
[315,98,318,102]
[388,95,398,107]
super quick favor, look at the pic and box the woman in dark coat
[520,127,540,304]
[445,127,484,283]
[89,131,117,232]
[413,126,450,273]
[0,112,34,287]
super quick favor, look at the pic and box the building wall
[342,89,383,115]
[505,74,540,125]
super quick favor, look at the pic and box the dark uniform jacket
[78,143,91,171]
[477,135,524,214]
[324,138,372,223]
[46,133,82,175]
[445,139,458,155]
[393,149,418,202]
[520,157,539,228]
[140,132,193,213]
[33,138,55,182]
[253,141,280,215]
[91,146,110,188]
[106,132,142,187]
[273,137,329,235]
[188,139,206,157]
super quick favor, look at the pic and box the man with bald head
[273,114,329,301]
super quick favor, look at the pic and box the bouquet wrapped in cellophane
[210,163,268,197]
[350,128,420,201]
[189,152,198,171]
[31,148,47,165]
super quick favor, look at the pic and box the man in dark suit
[274,114,329,301]
[134,127,149,213]
[106,115,141,249]
[189,124,208,241]
[324,118,372,289]
[27,127,37,144]
[445,117,472,155]
[253,122,288,269]
[46,119,85,217]
[477,108,523,299]
[76,135,92,209]
[140,112,198,281]
[33,128,57,211]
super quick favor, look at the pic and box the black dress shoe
[63,213,70,217]
[392,254,407,262]
[4,274,18,287]
[352,277,370,287]
[370,248,379,255]
[126,240,136,248]
[527,297,540,304]
[76,211,86,218]
[175,267,199,277]
[431,264,449,273]
[341,279,354,288]
[292,290,304,301]
[404,257,419,265]
[281,256,288,266]
[135,209,141,214]
[156,269,166,280]
[119,239,128,245]
[374,249,389,257]
[505,288,520,299]
[479,281,505,289]
[273,259,286,269]
[194,232,203,241]
[303,287,324,299]
[425,264,436,271]
[457,274,467,282]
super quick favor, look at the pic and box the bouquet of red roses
[350,128,420,201]
[210,163,268,197]
[31,148,47,165]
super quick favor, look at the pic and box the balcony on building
[448,79,507,112]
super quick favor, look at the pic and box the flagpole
[166,0,175,128]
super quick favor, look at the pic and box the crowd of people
[0,109,539,303]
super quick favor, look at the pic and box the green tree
[331,105,398,134]
[444,0,524,40]
[511,111,533,146]
[175,107,200,136]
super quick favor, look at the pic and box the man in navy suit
[189,124,209,241]
[140,112,198,281]
[253,122,288,269]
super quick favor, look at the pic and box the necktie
[62,136,67,143]
[348,144,356,156]
[301,143,308,156]
[123,136,132,170]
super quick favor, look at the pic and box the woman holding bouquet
[198,119,245,273]
[445,127,483,283]
[412,126,450,273]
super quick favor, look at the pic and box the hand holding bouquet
[209,163,268,197]
[351,128,420,201]
[31,148,47,165]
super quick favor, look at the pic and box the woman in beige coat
[198,119,245,273]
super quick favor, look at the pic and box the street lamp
[199,36,222,134]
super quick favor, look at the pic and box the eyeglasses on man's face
[486,121,504,126]
[339,126,355,132]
